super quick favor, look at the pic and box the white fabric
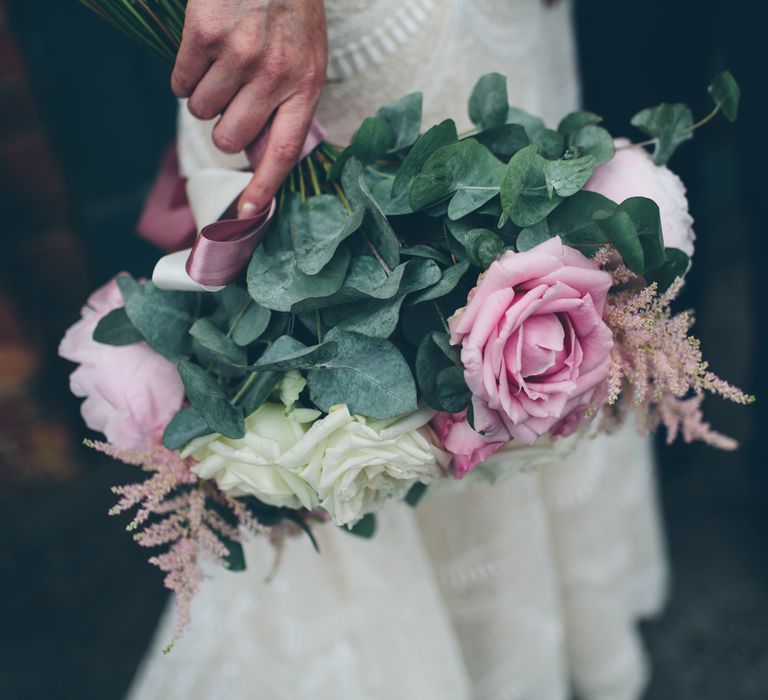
[129,2,668,699]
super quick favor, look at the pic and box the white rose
[300,405,449,526]
[189,403,322,510]
[188,402,448,525]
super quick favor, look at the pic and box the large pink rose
[59,277,185,450]
[449,237,613,445]
[431,410,504,478]
[584,138,695,257]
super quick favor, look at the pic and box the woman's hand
[173,0,327,216]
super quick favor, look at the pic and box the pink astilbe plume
[86,441,272,648]
[600,273,754,447]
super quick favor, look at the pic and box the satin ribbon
[141,117,327,292]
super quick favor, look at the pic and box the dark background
[1,1,766,698]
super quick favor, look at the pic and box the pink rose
[59,277,185,450]
[450,237,613,445]
[584,138,695,257]
[431,410,504,478]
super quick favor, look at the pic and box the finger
[186,59,243,121]
[211,84,274,155]
[171,30,213,98]
[238,97,315,216]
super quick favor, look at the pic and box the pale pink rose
[584,138,695,257]
[450,237,613,445]
[431,410,504,478]
[59,277,185,450]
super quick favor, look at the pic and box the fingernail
[238,201,259,219]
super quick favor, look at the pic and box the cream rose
[302,405,449,526]
[189,400,447,526]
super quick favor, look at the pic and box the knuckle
[273,139,302,164]
[187,96,215,120]
[212,129,241,154]
[189,23,221,50]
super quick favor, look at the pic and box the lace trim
[326,0,436,81]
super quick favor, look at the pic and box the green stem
[231,372,258,405]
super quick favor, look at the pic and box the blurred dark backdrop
[0,1,765,698]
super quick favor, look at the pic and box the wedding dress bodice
[132,3,668,699]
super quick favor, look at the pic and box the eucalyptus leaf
[619,196,666,272]
[408,260,471,305]
[404,482,428,507]
[500,144,562,227]
[399,244,452,266]
[645,248,690,292]
[116,274,140,301]
[630,102,693,165]
[475,123,529,160]
[506,106,546,139]
[123,282,197,359]
[571,124,615,165]
[391,119,458,198]
[410,138,505,220]
[237,370,281,417]
[543,154,596,197]
[252,335,338,371]
[247,239,350,312]
[368,168,412,215]
[377,92,423,150]
[435,365,472,413]
[532,128,565,159]
[416,331,456,411]
[469,72,508,130]
[307,328,418,419]
[189,318,246,365]
[517,190,617,254]
[708,70,740,122]
[322,258,441,337]
[341,158,401,269]
[291,255,403,313]
[292,195,364,274]
[230,302,271,346]
[177,360,244,439]
[593,208,645,274]
[558,111,603,142]
[328,116,395,180]
[344,513,376,537]
[162,407,212,451]
[92,307,144,346]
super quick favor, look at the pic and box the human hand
[172,0,327,216]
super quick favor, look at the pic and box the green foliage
[321,259,441,338]
[377,92,423,150]
[416,331,469,413]
[292,196,364,275]
[468,73,509,130]
[123,280,198,359]
[341,159,401,269]
[500,144,562,227]
[631,102,693,165]
[708,70,740,122]
[162,407,212,451]
[177,360,245,439]
[92,307,144,345]
[344,513,376,538]
[307,328,417,419]
[251,335,338,371]
[392,119,458,199]
[410,139,505,219]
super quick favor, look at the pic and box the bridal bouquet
[65,1,752,645]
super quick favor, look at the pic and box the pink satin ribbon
[137,117,327,286]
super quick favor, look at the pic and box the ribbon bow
[138,119,327,292]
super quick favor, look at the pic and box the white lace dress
[129,2,668,699]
